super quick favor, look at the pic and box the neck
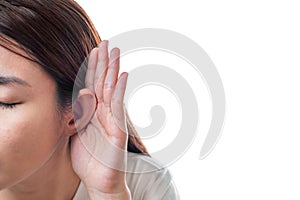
[0,138,81,200]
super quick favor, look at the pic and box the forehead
[0,45,55,92]
[0,45,38,75]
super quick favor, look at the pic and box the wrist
[87,186,131,200]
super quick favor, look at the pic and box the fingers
[85,47,98,92]
[111,72,128,133]
[103,48,120,107]
[91,40,127,125]
[112,72,128,106]
[95,40,109,102]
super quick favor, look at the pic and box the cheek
[0,101,62,188]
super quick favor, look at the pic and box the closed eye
[0,102,20,109]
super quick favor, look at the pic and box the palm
[70,40,129,193]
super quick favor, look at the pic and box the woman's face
[0,45,67,189]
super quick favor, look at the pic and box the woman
[0,0,179,199]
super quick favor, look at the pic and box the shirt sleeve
[126,153,180,200]
[141,168,180,200]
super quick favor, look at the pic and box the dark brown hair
[0,0,148,155]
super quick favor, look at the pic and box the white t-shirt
[73,152,180,200]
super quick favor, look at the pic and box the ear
[64,88,97,136]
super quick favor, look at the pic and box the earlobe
[71,88,97,133]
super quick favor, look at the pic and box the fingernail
[110,48,120,60]
[99,40,108,48]
[123,72,129,82]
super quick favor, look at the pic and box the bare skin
[0,40,130,199]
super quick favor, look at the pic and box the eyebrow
[0,76,32,87]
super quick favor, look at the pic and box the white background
[76,0,300,199]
